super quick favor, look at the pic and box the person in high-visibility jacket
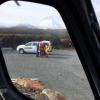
[45,45,49,58]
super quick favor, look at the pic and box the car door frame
[0,0,100,100]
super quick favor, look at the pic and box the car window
[0,1,94,100]
[91,0,100,25]
[25,43,32,46]
[45,43,49,46]
[33,43,37,46]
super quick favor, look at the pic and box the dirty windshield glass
[0,1,94,100]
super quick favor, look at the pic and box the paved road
[2,49,94,100]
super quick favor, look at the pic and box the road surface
[2,49,94,100]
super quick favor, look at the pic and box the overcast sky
[0,0,99,28]
[0,1,65,28]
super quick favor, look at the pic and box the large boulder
[42,88,67,100]
[16,78,45,92]
[34,93,49,100]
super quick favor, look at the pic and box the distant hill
[0,24,69,37]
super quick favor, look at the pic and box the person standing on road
[40,43,45,57]
[45,45,49,58]
[36,42,40,57]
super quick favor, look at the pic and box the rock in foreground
[14,82,49,100]
[14,78,67,100]
[42,88,67,100]
[16,78,45,92]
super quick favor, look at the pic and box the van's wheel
[19,49,24,54]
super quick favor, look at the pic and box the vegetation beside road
[0,29,73,49]
[0,34,73,49]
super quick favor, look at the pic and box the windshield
[0,1,94,100]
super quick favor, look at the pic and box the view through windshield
[0,1,94,100]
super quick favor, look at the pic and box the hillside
[0,25,68,37]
